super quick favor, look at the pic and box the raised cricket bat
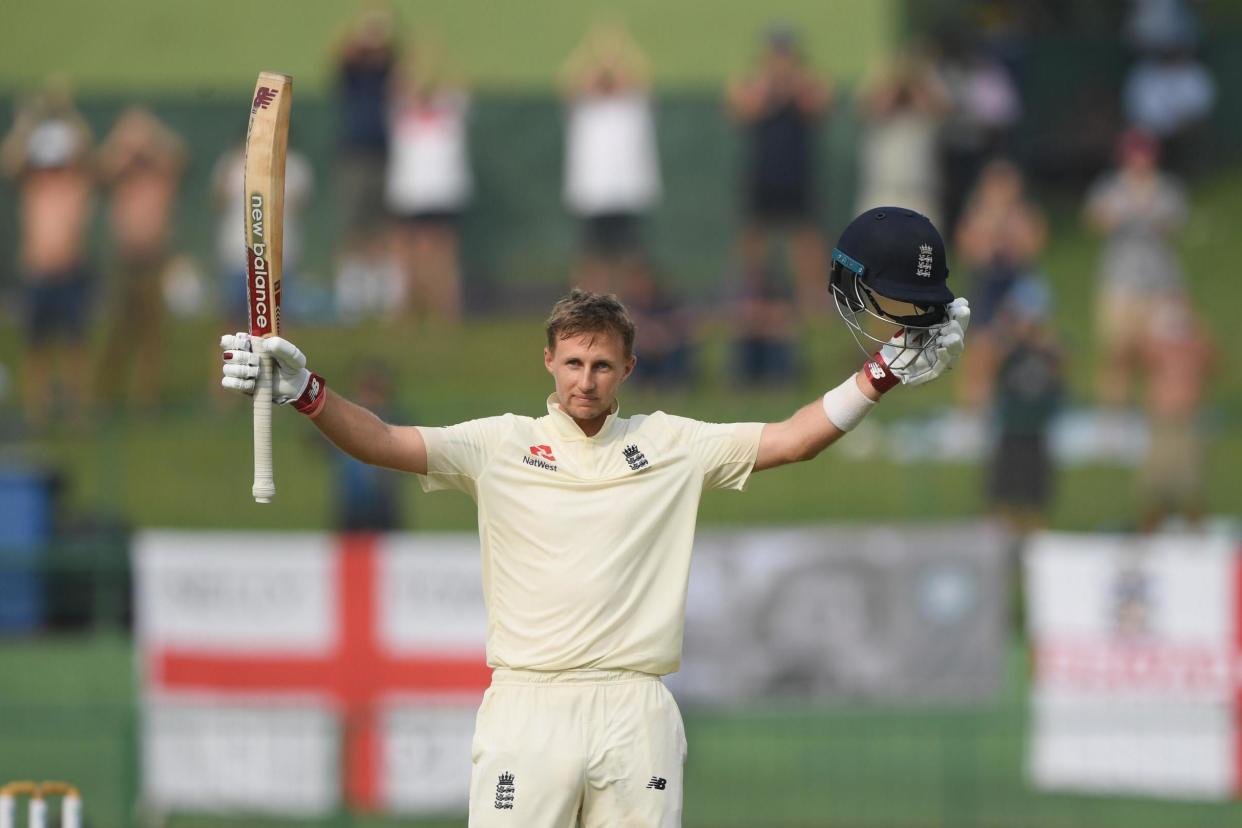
[244,72,292,503]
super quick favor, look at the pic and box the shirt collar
[545,393,621,441]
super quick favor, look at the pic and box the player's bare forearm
[754,371,879,472]
[310,389,428,474]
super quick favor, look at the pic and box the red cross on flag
[135,531,490,816]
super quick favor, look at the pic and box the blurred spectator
[984,277,1063,536]
[1138,294,1214,533]
[733,263,799,387]
[0,77,96,428]
[855,48,950,228]
[1084,129,1187,407]
[95,107,187,411]
[332,5,400,312]
[211,132,313,326]
[1126,0,1201,54]
[726,25,833,318]
[934,33,1022,234]
[386,53,471,324]
[954,158,1046,407]
[621,260,694,388]
[1121,45,1215,176]
[561,22,661,296]
[334,360,404,531]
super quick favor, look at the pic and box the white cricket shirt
[417,395,763,675]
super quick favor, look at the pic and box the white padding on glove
[220,332,312,404]
[880,297,971,387]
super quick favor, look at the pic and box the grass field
[0,0,896,94]
[6,304,1241,537]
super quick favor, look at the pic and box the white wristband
[822,375,876,432]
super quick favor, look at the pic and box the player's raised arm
[220,333,429,475]
[755,207,970,473]
[754,303,967,471]
[754,371,875,471]
[309,388,428,475]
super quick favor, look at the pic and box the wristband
[292,372,327,419]
[861,353,901,394]
[822,375,877,432]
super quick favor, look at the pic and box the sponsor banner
[135,524,1005,817]
[143,699,338,815]
[1025,533,1242,799]
[135,531,336,654]
[669,523,1007,704]
[378,534,488,654]
[381,703,478,813]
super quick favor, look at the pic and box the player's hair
[545,290,636,357]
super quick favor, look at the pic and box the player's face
[544,331,636,426]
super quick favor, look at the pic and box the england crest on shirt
[622,444,649,471]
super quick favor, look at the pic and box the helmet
[829,207,954,356]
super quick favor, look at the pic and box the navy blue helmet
[829,207,954,353]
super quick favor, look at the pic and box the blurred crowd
[0,0,1223,533]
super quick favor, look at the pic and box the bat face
[246,71,292,505]
[244,73,291,339]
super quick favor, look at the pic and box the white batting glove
[864,297,971,391]
[220,333,328,416]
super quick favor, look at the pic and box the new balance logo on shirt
[646,776,667,790]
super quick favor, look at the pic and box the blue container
[0,470,55,631]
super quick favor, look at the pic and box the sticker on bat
[252,86,278,111]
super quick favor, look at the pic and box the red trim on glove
[861,353,900,394]
[293,372,327,418]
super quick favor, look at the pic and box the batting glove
[863,297,970,392]
[220,333,328,417]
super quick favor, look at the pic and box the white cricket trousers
[467,668,687,828]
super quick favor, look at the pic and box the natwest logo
[252,86,278,111]
[523,445,557,472]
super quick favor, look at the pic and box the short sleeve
[666,416,764,491]
[417,415,514,496]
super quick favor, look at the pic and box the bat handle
[61,795,82,828]
[252,349,276,503]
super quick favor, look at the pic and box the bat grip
[252,350,275,503]
[61,795,82,828]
